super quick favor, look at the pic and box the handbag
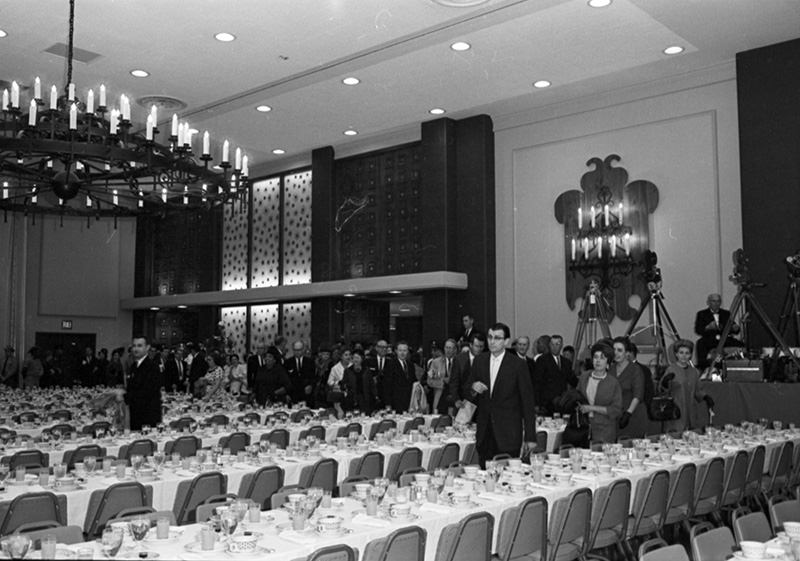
[561,404,591,448]
[326,385,344,404]
[648,396,681,421]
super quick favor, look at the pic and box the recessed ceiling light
[343,293,355,298]
[450,41,471,52]
[389,290,402,294]
[429,108,446,115]
[533,80,551,89]
[663,45,684,55]
[587,0,612,7]
[214,32,236,42]
[177,305,188,309]
[150,307,160,311]
[344,129,358,136]
[0,30,7,38]
[272,148,286,155]
[256,105,272,113]
[342,77,360,86]
[130,69,149,78]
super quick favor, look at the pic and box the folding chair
[300,425,326,442]
[363,525,426,561]
[434,511,494,561]
[547,487,592,561]
[586,479,630,560]
[62,445,107,471]
[336,423,362,438]
[164,436,201,458]
[428,442,460,471]
[369,419,397,440]
[639,538,690,561]
[403,417,425,434]
[732,507,773,543]
[692,457,725,523]
[298,458,338,492]
[83,482,153,538]
[117,439,157,465]
[349,451,384,479]
[494,495,547,561]
[663,463,696,538]
[218,431,251,454]
[625,470,670,558]
[0,492,67,535]
[690,522,735,561]
[261,429,290,449]
[1,450,49,470]
[385,447,422,481]
[237,465,284,510]
[172,471,228,525]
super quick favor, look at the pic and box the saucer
[316,527,352,538]
[224,545,275,558]
[733,551,777,561]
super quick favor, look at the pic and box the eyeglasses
[487,335,506,341]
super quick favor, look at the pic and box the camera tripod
[624,282,681,367]
[715,282,800,371]
[573,280,613,361]
[777,274,800,347]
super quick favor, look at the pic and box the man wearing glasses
[470,323,537,467]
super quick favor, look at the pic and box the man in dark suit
[267,335,288,366]
[535,336,578,415]
[514,335,537,388]
[456,313,480,348]
[247,342,268,391]
[449,332,485,411]
[187,345,208,396]
[694,293,741,369]
[285,340,316,405]
[383,341,417,413]
[365,340,390,411]
[252,351,292,406]
[468,323,537,467]
[163,348,187,392]
[123,335,163,431]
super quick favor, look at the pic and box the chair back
[743,445,766,499]
[120,439,156,463]
[432,415,452,433]
[492,453,512,467]
[639,539,690,561]
[386,447,422,481]
[732,509,773,543]
[64,444,106,470]
[535,430,549,453]
[47,423,76,436]
[769,495,800,532]
[691,523,735,561]
[261,429,290,449]
[206,414,230,427]
[84,482,151,538]
[665,462,696,526]
[336,423,362,438]
[237,465,285,510]
[81,421,110,436]
[369,419,396,440]
[169,417,196,431]
[434,511,494,561]
[0,492,66,535]
[547,487,592,561]
[300,425,326,442]
[693,457,725,516]
[173,471,227,525]
[50,410,73,421]
[339,476,370,498]
[629,470,669,539]
[237,412,261,425]
[587,478,630,551]
[164,436,201,458]
[721,450,749,508]
[270,485,305,510]
[398,467,428,487]
[299,458,338,492]
[364,525,426,561]
[3,450,49,470]
[428,442,460,471]
[495,496,547,561]
[765,441,794,496]
[291,409,315,423]
[403,417,425,434]
[195,493,238,522]
[219,432,251,454]
[19,523,84,547]
[351,451,385,479]
[265,412,289,425]
[307,544,358,561]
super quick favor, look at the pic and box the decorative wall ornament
[555,154,659,321]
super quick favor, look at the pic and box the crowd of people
[0,297,738,460]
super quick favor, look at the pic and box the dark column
[311,146,338,349]
[737,38,800,346]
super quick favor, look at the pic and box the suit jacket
[534,353,577,413]
[343,365,378,414]
[469,352,536,453]
[246,354,266,392]
[448,352,476,406]
[125,356,163,430]
[163,356,187,391]
[253,364,291,406]
[188,351,208,391]
[383,358,417,413]
[694,308,732,339]
[285,355,316,404]
[364,356,387,410]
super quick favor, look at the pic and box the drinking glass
[101,527,124,558]
[220,512,238,540]
[84,455,97,474]
[152,451,165,471]
[130,454,144,473]
[128,517,150,554]
[1,535,31,560]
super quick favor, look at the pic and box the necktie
[297,358,301,372]
[379,358,383,373]
[401,360,407,375]
[446,359,451,377]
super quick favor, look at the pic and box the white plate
[316,527,352,538]
[225,545,275,558]
[733,551,777,560]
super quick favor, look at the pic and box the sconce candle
[624,233,631,256]
[571,238,576,261]
[583,238,589,260]
[597,236,603,258]
[590,208,596,229]
[618,203,623,225]
[604,204,610,226]
[578,207,583,229]
[610,235,617,258]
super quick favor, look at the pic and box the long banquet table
[6,424,798,560]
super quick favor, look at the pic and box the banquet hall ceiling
[1,0,798,174]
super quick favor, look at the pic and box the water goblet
[101,526,124,558]
[84,455,97,475]
[1,535,31,559]
[128,517,150,555]
[152,451,165,472]
[220,511,238,540]
[130,454,144,473]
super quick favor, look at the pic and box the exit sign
[61,320,73,330]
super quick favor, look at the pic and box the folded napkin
[351,514,392,527]
[477,492,509,502]
[418,503,456,514]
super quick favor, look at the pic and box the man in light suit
[469,323,537,467]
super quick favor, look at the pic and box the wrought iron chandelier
[0,0,249,224]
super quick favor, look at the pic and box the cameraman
[694,293,741,369]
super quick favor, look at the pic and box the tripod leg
[715,291,744,359]
[777,281,794,337]
[624,293,652,337]
[654,303,669,367]
[655,295,681,341]
[573,296,590,359]
[744,293,800,371]
[793,284,800,347]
